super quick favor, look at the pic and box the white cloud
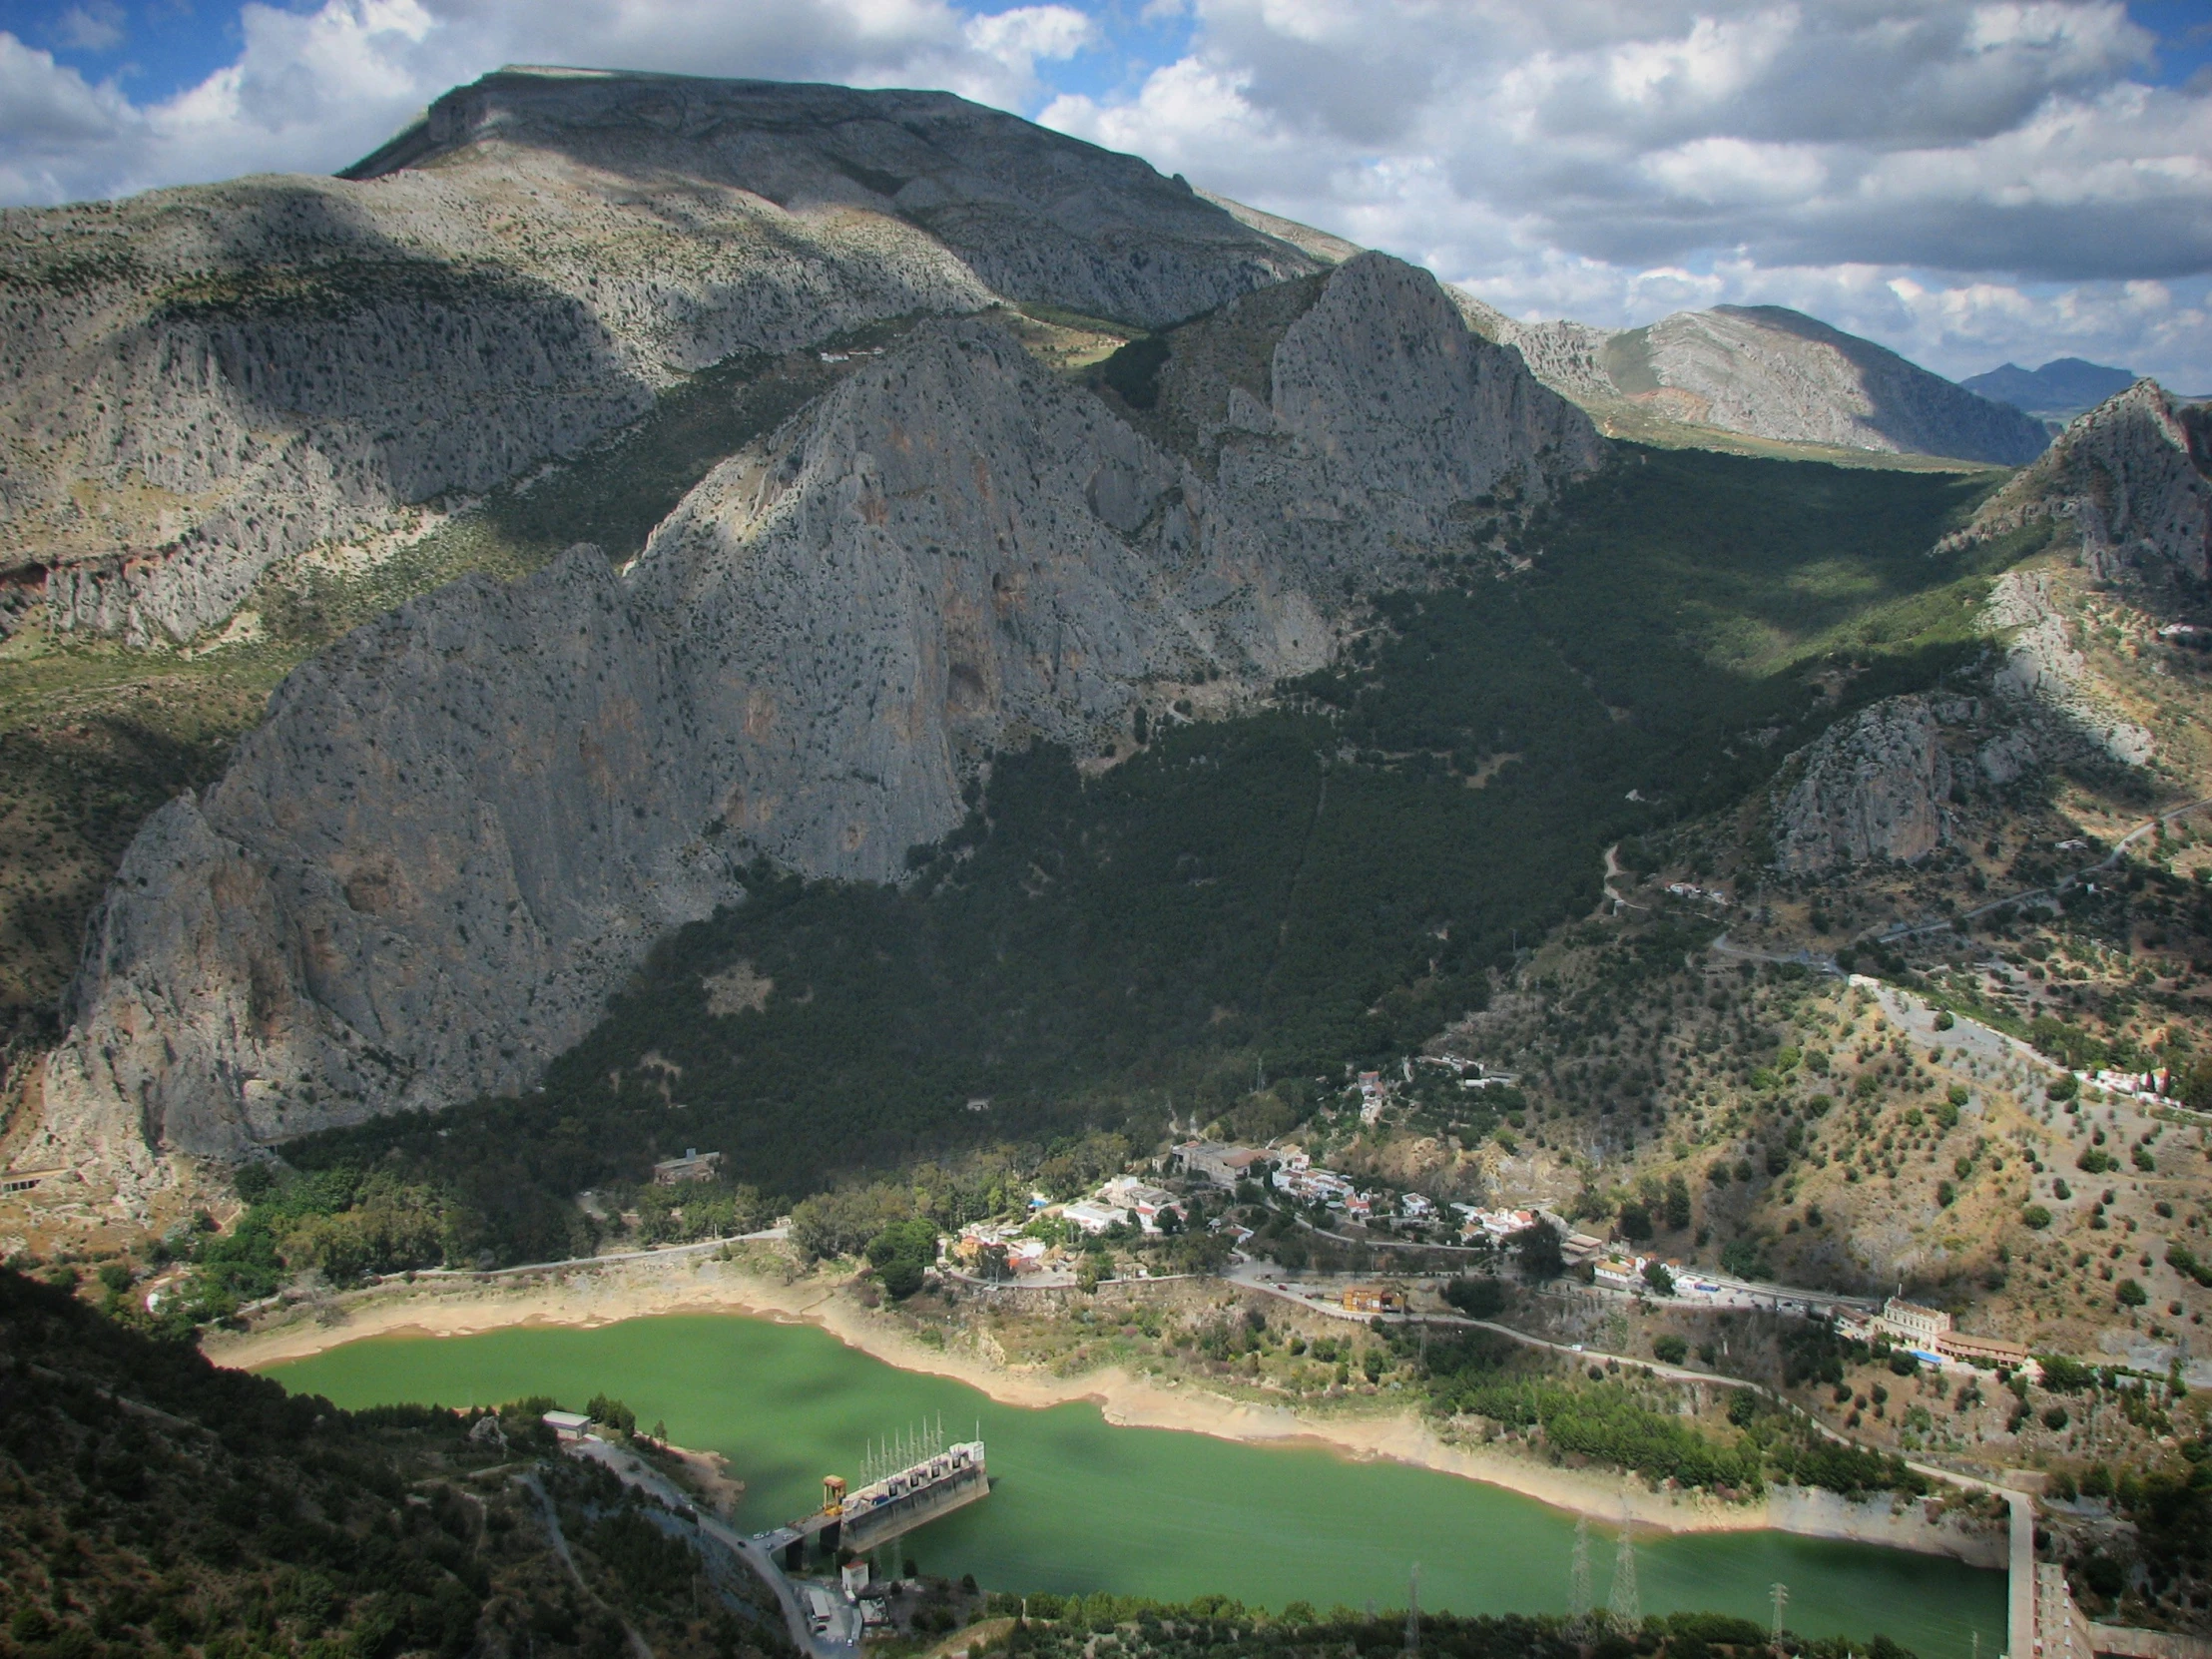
[0,0,1101,206]
[2,0,2207,387]
[964,5,1098,72]
[1043,0,2212,386]
[52,3,126,52]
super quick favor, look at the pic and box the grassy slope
[287,444,2009,1229]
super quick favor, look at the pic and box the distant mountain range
[1449,292,2050,467]
[1961,358,2141,423]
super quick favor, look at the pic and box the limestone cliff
[1771,696,1955,874]
[1949,379,2211,587]
[0,69,1321,646]
[36,256,1601,1174]
[1455,294,2046,466]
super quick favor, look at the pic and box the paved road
[571,1437,860,1658]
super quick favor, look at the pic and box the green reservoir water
[267,1315,2002,1656]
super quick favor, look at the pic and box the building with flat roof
[542,1410,593,1440]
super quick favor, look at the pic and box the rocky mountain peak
[1952,377,2211,586]
[32,253,1598,1185]
[0,70,1321,648]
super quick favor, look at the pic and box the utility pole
[1770,1582,1788,1640]
[1567,1516,1591,1617]
[1609,1518,1640,1629]
[1404,1563,1420,1654]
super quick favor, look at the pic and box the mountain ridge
[0,68,1323,647]
[30,253,1600,1188]
[1456,292,2049,466]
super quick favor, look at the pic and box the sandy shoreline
[204,1249,2001,1562]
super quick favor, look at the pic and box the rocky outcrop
[1950,380,2211,588]
[36,256,1601,1170]
[0,69,1323,646]
[1455,294,2047,466]
[1771,696,1954,873]
[1979,568,2153,768]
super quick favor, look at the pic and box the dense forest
[0,1266,792,1659]
[284,443,2010,1257]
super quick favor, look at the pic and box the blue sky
[1,0,2209,385]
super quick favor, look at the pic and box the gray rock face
[1772,696,1954,873]
[1954,380,2211,587]
[0,69,1321,645]
[1979,567,2152,768]
[1455,293,2047,466]
[38,255,1599,1171]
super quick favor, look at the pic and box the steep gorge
[33,253,1599,1185]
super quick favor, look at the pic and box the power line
[1568,1517,1591,1617]
[1609,1517,1640,1629]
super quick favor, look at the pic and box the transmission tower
[1608,1519,1640,1629]
[1404,1563,1420,1655]
[1567,1517,1592,1617]
[1770,1582,1788,1639]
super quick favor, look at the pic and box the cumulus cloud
[1043,0,2212,384]
[2,0,2207,385]
[0,0,1096,204]
[51,3,126,53]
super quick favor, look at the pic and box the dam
[767,1423,990,1568]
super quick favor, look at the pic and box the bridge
[760,1425,989,1570]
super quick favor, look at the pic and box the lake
[266,1313,2004,1655]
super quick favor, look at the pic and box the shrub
[2077,1148,2118,1175]
[1442,1276,1508,1318]
[2116,1278,2147,1307]
[2043,1405,2070,1430]
[1653,1334,1688,1365]
[2021,1206,2053,1230]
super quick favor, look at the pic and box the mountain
[1457,295,2050,466]
[30,249,1598,1186]
[0,66,1323,647]
[1948,377,2211,587]
[1961,357,2139,423]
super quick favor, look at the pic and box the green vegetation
[865,1218,942,1300]
[289,444,2008,1252]
[1408,1323,1926,1500]
[0,1266,791,1659]
[968,1598,1913,1659]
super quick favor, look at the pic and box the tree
[1643,1261,1676,1297]
[1653,1334,1688,1365]
[585,1393,637,1436]
[1663,1175,1692,1233]
[1511,1220,1565,1281]
[1618,1200,1654,1242]
[1443,1275,1508,1318]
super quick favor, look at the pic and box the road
[570,1437,860,1658]
[1867,795,2212,948]
[1274,1218,1873,1319]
